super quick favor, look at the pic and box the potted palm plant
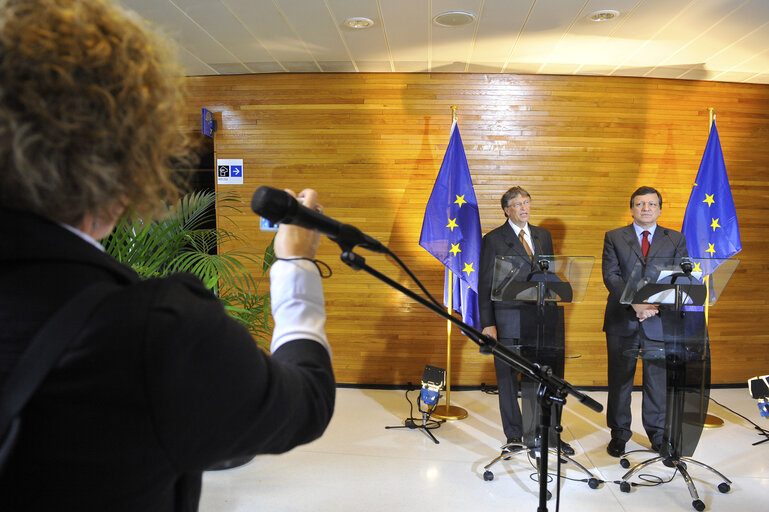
[102,190,274,349]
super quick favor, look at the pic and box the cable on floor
[709,395,769,444]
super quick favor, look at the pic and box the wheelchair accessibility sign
[216,159,244,185]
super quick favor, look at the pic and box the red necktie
[641,230,650,261]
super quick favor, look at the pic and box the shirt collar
[507,219,529,237]
[60,223,105,252]
[633,222,657,239]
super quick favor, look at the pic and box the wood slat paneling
[183,73,769,386]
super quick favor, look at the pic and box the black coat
[0,208,335,511]
[478,221,554,342]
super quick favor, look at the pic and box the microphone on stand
[530,232,549,271]
[251,186,386,253]
[663,229,693,274]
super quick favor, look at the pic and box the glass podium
[617,256,739,511]
[483,255,598,491]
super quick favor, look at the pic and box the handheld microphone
[663,229,693,274]
[251,186,386,253]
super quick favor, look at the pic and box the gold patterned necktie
[519,230,533,258]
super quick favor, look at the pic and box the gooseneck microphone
[663,229,693,273]
[531,232,549,271]
[251,186,387,253]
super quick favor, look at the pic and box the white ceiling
[120,0,769,84]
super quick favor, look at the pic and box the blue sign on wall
[202,108,216,138]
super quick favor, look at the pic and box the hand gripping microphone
[251,186,387,253]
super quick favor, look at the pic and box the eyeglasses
[633,201,659,209]
[507,200,530,209]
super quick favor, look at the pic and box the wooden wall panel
[183,73,769,386]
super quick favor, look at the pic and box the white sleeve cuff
[270,259,330,356]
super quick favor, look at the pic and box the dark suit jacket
[602,224,688,340]
[478,222,554,342]
[0,208,335,511]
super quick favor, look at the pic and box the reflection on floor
[200,388,767,511]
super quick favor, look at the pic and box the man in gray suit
[602,186,688,457]
[479,187,573,455]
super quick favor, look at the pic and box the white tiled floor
[200,388,768,511]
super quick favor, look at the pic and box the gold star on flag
[706,243,715,256]
[446,218,458,231]
[710,218,720,231]
[462,262,475,277]
[703,194,715,207]
[693,262,702,273]
[454,195,467,207]
[449,243,461,256]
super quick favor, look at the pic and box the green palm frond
[102,190,274,349]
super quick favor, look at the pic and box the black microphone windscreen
[251,186,296,223]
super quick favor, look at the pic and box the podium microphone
[531,233,549,271]
[251,186,386,253]
[663,229,693,274]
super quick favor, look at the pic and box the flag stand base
[431,404,468,420]
[703,414,724,428]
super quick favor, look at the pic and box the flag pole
[703,106,724,428]
[432,105,468,421]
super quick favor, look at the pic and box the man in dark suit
[602,186,688,457]
[479,187,573,455]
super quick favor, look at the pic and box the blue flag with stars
[682,122,741,277]
[419,122,481,329]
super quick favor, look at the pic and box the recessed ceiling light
[433,11,476,27]
[344,17,374,29]
[588,10,619,22]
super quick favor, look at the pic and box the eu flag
[419,122,482,329]
[682,122,741,276]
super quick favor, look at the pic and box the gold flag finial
[708,107,715,130]
[450,105,457,122]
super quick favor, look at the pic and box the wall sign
[216,158,243,185]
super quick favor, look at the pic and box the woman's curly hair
[0,0,190,225]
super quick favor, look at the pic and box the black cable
[383,247,444,310]
[609,470,678,488]
[397,388,444,430]
[709,395,769,444]
[274,257,332,278]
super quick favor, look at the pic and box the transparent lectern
[617,256,739,511]
[482,255,598,490]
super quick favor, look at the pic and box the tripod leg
[420,425,439,444]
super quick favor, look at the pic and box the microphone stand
[338,248,603,512]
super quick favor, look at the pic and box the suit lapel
[501,222,528,258]
[621,225,645,265]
